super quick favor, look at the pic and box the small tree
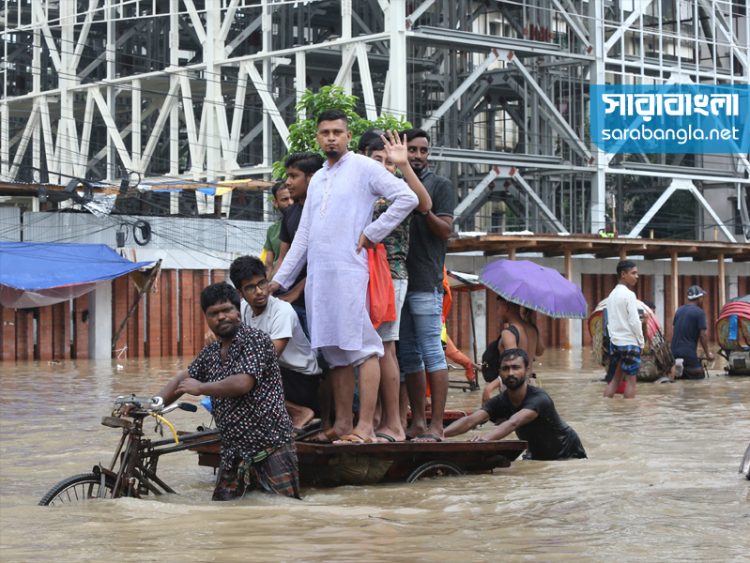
[272,85,412,178]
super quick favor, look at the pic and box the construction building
[1,0,748,239]
[1,1,748,360]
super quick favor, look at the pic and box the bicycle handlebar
[113,395,197,415]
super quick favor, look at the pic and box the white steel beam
[295,52,307,118]
[508,53,593,162]
[355,43,378,120]
[387,0,407,117]
[38,97,59,183]
[454,166,505,221]
[72,0,99,71]
[140,80,180,174]
[78,90,96,177]
[405,0,435,29]
[131,80,142,173]
[0,104,8,178]
[91,88,134,171]
[625,179,737,242]
[219,0,241,43]
[551,0,591,53]
[421,49,501,133]
[244,62,291,149]
[338,0,354,93]
[8,103,39,179]
[698,0,748,71]
[79,27,139,79]
[88,102,158,169]
[604,0,655,53]
[182,0,207,44]
[225,15,261,56]
[512,171,569,234]
[32,0,62,72]
[333,47,358,90]
[229,70,249,156]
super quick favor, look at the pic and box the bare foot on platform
[286,402,314,429]
[405,423,427,441]
[411,425,444,443]
[411,433,443,443]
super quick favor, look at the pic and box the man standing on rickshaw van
[444,349,587,460]
[149,282,300,501]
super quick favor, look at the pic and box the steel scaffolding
[1,0,748,240]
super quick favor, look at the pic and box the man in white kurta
[271,110,418,443]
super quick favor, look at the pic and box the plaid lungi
[608,344,642,376]
[212,442,300,501]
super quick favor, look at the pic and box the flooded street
[1,349,748,561]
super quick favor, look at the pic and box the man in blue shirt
[671,285,714,379]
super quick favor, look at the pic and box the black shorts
[280,366,320,413]
[677,355,702,370]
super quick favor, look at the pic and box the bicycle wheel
[38,472,115,506]
[406,461,465,483]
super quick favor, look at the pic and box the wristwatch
[419,210,430,216]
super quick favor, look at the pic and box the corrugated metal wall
[3,270,745,362]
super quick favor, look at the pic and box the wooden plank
[193,270,209,354]
[147,273,163,358]
[51,301,70,360]
[1,306,16,361]
[73,294,89,359]
[160,270,178,357]
[179,271,196,357]
[38,306,53,361]
[112,276,130,357]
[127,277,141,358]
[718,254,725,309]
[16,309,34,360]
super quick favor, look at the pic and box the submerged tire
[406,461,465,483]
[39,472,115,506]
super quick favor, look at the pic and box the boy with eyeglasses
[230,255,321,430]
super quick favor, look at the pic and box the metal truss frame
[0,0,748,239]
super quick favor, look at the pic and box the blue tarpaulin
[0,242,151,308]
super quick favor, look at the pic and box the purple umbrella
[479,259,587,319]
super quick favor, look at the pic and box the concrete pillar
[654,272,665,329]
[89,281,113,359]
[727,275,739,301]
[717,254,726,307]
[387,0,407,118]
[471,290,487,362]
[569,259,583,350]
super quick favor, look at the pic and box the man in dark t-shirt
[445,348,586,460]
[672,285,714,379]
[399,128,457,443]
[272,152,324,336]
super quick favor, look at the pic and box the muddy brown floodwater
[1,348,748,561]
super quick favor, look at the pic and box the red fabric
[718,302,750,321]
[367,244,396,329]
[441,265,452,323]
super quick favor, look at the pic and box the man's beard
[215,322,239,339]
[324,149,340,158]
[410,161,425,174]
[502,376,525,390]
